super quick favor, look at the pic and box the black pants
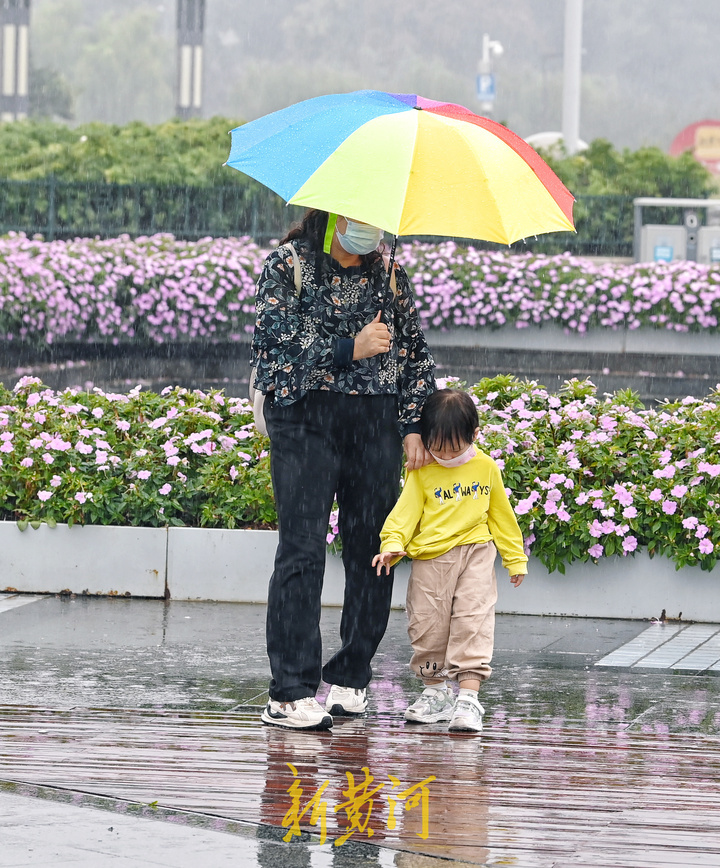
[264,390,403,702]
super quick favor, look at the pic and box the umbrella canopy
[226,90,575,245]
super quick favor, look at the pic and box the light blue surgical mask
[336,220,384,255]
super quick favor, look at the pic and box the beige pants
[406,542,497,684]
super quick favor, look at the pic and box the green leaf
[16,519,28,532]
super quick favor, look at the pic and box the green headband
[323,213,338,254]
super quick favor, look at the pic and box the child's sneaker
[448,695,484,732]
[404,686,455,723]
[261,697,333,730]
[325,685,368,716]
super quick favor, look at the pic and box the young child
[372,388,527,732]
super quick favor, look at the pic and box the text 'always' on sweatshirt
[379,450,528,575]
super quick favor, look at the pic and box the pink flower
[662,500,677,515]
[74,491,91,504]
[116,420,131,431]
[137,470,151,480]
[613,485,634,507]
[682,516,699,529]
[159,483,172,496]
[699,539,714,555]
[557,507,571,522]
[671,485,688,497]
[37,490,53,502]
[648,488,662,502]
[166,456,180,466]
[588,520,604,538]
[623,506,638,519]
[698,461,720,478]
[20,457,33,468]
[588,543,604,558]
[42,452,54,464]
[696,525,709,539]
[622,536,638,553]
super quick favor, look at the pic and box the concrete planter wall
[2,521,718,621]
[164,527,410,608]
[0,521,167,598]
[426,324,720,357]
[496,554,719,622]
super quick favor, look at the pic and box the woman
[252,209,435,730]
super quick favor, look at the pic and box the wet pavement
[1,595,720,866]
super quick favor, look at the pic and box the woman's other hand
[353,311,391,360]
[403,433,433,471]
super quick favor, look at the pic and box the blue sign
[654,245,673,262]
[476,73,496,101]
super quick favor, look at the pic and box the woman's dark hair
[420,389,478,451]
[281,209,385,266]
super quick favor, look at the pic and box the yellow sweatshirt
[380,450,528,575]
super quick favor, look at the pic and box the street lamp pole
[176,0,205,119]
[0,0,30,122]
[562,0,583,154]
[476,32,503,117]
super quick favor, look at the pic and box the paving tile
[635,624,720,669]
[594,623,684,667]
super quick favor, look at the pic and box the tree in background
[29,67,75,121]
[546,139,715,199]
[31,0,173,126]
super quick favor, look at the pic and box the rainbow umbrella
[225,90,575,244]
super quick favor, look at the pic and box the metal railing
[0,178,635,255]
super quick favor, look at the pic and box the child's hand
[510,574,525,588]
[372,551,407,575]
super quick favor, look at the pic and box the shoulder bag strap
[279,242,302,295]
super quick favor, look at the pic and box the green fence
[0,177,634,255]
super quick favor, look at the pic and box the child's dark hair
[420,389,478,451]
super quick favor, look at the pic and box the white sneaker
[448,695,484,732]
[404,687,455,723]
[261,697,333,730]
[325,685,368,716]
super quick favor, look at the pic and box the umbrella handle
[379,235,398,325]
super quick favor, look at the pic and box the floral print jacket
[251,239,435,436]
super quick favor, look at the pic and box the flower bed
[465,374,719,573]
[1,374,719,575]
[0,377,274,531]
[2,233,720,347]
